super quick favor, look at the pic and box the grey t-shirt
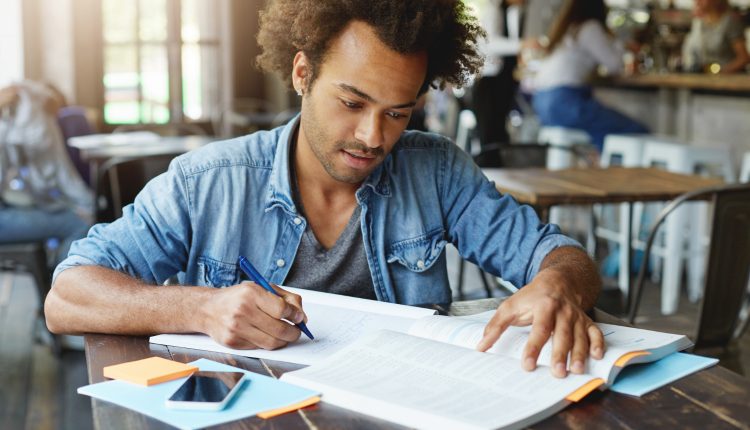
[682,13,746,71]
[283,138,376,299]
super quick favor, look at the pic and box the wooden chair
[0,241,61,353]
[628,183,750,353]
[95,153,178,223]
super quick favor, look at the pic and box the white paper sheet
[150,288,436,366]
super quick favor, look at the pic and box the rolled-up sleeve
[524,228,584,284]
[53,156,192,285]
[442,143,584,289]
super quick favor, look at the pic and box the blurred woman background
[682,0,750,74]
[531,0,648,151]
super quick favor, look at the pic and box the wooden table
[68,134,214,192]
[483,167,723,218]
[84,301,750,430]
[484,166,723,304]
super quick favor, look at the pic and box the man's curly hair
[256,0,485,94]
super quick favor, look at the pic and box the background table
[483,167,722,219]
[484,166,723,302]
[84,301,750,429]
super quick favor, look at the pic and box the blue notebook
[610,352,718,397]
[78,358,319,430]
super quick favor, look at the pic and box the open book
[280,312,693,430]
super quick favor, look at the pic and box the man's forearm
[538,246,601,310]
[45,265,213,336]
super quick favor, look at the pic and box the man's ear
[292,51,310,95]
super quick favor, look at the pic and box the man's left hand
[476,266,605,378]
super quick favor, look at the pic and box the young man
[46,0,604,378]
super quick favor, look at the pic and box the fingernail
[294,312,303,323]
[572,360,584,374]
[593,346,603,358]
[554,362,566,377]
[476,337,488,351]
[524,357,535,371]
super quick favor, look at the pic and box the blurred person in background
[0,81,92,265]
[682,0,750,74]
[531,0,648,151]
[470,0,524,166]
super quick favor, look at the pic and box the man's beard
[301,105,384,184]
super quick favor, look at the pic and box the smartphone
[165,371,247,411]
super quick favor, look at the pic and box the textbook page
[281,330,599,430]
[150,289,436,366]
[408,313,692,383]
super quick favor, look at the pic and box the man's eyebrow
[336,83,417,109]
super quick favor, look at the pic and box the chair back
[697,185,750,349]
[96,153,177,223]
[628,183,750,352]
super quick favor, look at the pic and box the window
[101,0,221,124]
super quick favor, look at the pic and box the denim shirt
[54,117,581,305]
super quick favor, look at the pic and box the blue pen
[237,255,314,340]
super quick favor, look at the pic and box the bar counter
[604,72,750,93]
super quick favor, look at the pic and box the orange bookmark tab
[257,396,321,419]
[614,351,651,367]
[565,378,605,402]
[103,356,198,386]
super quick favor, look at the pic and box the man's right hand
[201,282,307,350]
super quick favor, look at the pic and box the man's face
[294,21,428,185]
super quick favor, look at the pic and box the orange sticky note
[257,396,321,419]
[103,357,198,386]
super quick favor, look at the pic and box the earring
[296,89,303,96]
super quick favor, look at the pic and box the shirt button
[417,260,425,269]
[293,217,302,225]
[276,259,285,267]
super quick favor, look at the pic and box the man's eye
[386,111,407,119]
[342,100,361,109]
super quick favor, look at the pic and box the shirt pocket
[386,228,447,273]
[197,256,240,287]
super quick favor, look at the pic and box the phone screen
[168,371,245,403]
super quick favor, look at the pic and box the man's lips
[341,149,377,168]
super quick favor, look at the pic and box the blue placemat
[611,352,718,397]
[78,358,319,429]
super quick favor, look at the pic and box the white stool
[595,134,649,296]
[537,126,592,170]
[455,109,479,155]
[537,126,593,232]
[640,138,735,315]
[741,152,750,183]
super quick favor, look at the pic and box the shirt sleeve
[577,20,624,74]
[725,15,746,43]
[53,156,192,285]
[440,142,583,289]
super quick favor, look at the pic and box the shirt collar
[265,114,393,213]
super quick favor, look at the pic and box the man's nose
[354,112,385,149]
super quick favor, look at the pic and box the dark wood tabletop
[84,301,750,430]
[483,167,723,210]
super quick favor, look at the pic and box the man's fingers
[278,288,308,324]
[522,311,554,372]
[476,311,513,352]
[253,284,305,323]
[550,313,574,378]
[570,320,590,375]
[588,324,605,359]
